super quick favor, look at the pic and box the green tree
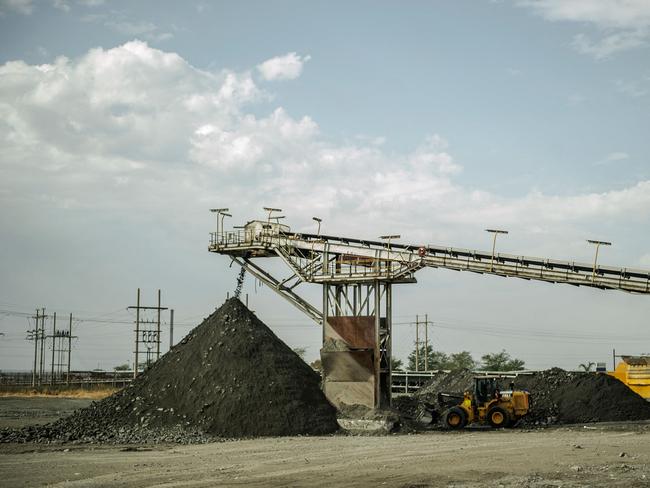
[391,357,404,371]
[408,344,450,371]
[448,351,477,370]
[113,363,130,371]
[407,345,478,371]
[578,362,595,372]
[292,347,307,359]
[480,350,525,371]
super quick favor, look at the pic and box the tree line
[114,346,526,372]
[392,344,526,372]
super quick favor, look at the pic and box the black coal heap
[1,298,338,443]
[413,368,650,425]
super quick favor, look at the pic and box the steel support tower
[208,214,650,409]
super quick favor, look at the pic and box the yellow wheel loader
[437,376,530,429]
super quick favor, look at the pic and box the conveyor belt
[209,228,650,293]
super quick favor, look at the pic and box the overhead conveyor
[209,215,650,409]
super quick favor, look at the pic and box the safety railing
[209,230,257,247]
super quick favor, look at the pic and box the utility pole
[424,313,429,372]
[415,315,420,372]
[27,309,75,387]
[67,313,72,385]
[128,289,169,378]
[50,312,56,385]
[39,308,45,385]
[169,309,174,350]
[34,309,39,386]
[48,314,77,385]
[156,289,161,360]
[412,314,433,371]
[134,288,140,379]
[29,309,40,387]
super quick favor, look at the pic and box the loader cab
[441,375,531,429]
[474,377,499,404]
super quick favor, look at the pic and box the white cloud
[105,20,173,42]
[0,41,260,174]
[53,0,70,12]
[594,151,630,166]
[517,0,650,58]
[518,0,650,30]
[572,30,648,59]
[257,52,311,81]
[601,152,631,165]
[614,78,648,97]
[0,41,648,257]
[460,182,650,226]
[0,0,33,15]
[1,0,101,14]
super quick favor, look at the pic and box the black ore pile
[413,368,650,425]
[1,298,338,443]
[516,368,650,424]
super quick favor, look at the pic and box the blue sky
[1,0,649,371]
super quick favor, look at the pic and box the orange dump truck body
[608,356,650,401]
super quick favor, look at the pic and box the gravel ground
[1,422,650,487]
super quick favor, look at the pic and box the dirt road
[2,423,650,487]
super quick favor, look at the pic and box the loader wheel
[444,407,467,429]
[488,407,510,428]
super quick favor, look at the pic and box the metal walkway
[209,227,650,299]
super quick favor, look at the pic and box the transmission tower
[48,312,77,385]
[127,289,169,378]
[26,309,46,387]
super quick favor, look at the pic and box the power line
[391,318,648,342]
[3,302,647,352]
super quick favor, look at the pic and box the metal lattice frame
[321,281,392,407]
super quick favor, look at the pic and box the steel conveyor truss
[209,220,650,409]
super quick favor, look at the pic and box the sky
[0,0,649,372]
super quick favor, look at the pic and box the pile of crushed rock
[0,298,338,444]
[412,368,650,425]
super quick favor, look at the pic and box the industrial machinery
[438,377,530,428]
[208,209,650,410]
[609,356,650,401]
